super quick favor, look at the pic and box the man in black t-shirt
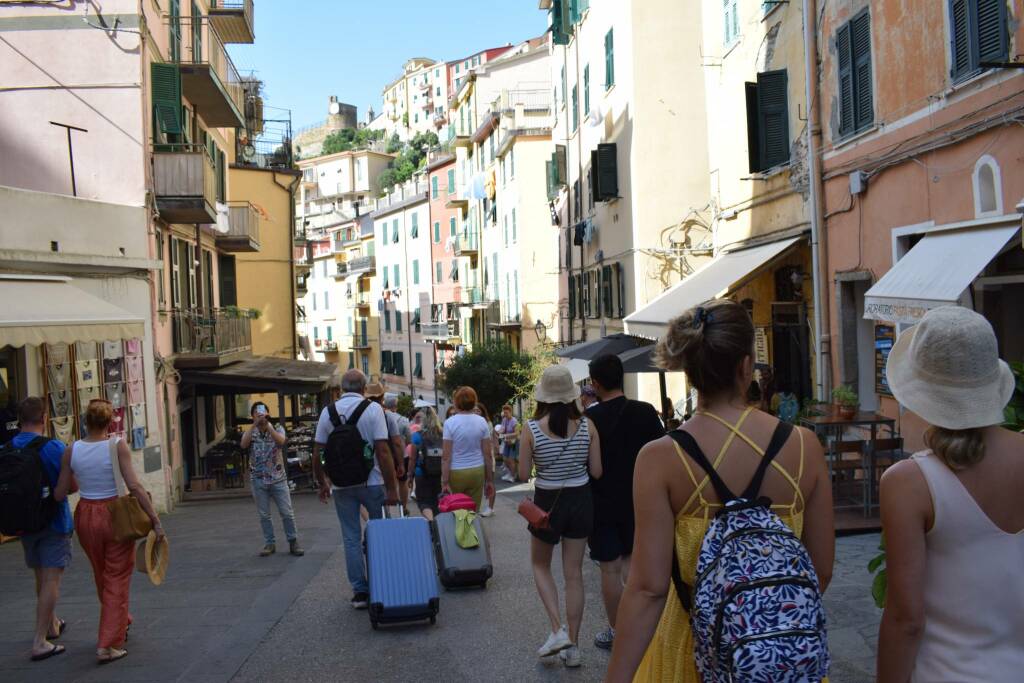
[585,354,664,651]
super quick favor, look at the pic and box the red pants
[75,498,134,648]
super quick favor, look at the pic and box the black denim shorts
[528,483,593,545]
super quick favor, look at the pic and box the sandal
[31,643,65,661]
[47,619,67,640]
[97,647,128,665]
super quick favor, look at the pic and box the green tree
[396,393,415,418]
[385,132,403,154]
[440,342,533,419]
[321,128,384,156]
[504,345,560,417]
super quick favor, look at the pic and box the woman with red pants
[55,399,164,664]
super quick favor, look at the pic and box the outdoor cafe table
[799,412,898,517]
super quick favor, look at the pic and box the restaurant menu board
[875,324,895,396]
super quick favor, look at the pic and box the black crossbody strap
[740,421,793,500]
[348,399,371,428]
[668,429,738,503]
[326,401,341,428]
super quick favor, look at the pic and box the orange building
[817,0,1024,449]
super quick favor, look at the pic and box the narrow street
[0,486,879,683]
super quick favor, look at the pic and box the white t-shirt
[315,393,389,487]
[442,412,491,471]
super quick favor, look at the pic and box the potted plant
[831,385,859,419]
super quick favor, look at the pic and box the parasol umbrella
[555,333,653,361]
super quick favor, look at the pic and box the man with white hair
[313,370,398,609]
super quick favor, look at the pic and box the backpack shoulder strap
[668,429,738,503]
[327,401,342,428]
[348,399,371,428]
[739,421,794,501]
[27,436,50,452]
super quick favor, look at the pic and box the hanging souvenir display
[103,357,124,383]
[45,342,70,365]
[102,340,123,360]
[127,380,145,406]
[51,416,76,446]
[75,360,99,387]
[74,341,98,361]
[104,382,125,409]
[49,390,72,418]
[46,363,71,392]
[125,338,142,357]
[125,356,144,382]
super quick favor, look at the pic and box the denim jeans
[332,484,386,594]
[252,479,298,545]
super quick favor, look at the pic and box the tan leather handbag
[104,438,152,543]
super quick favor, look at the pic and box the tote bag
[104,438,152,543]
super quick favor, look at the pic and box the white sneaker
[480,502,494,517]
[501,472,515,483]
[559,645,581,667]
[537,627,571,657]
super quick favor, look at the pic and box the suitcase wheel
[370,618,379,631]
[429,615,436,625]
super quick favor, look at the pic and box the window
[431,176,439,199]
[433,221,441,243]
[410,213,419,239]
[392,219,399,243]
[395,309,402,332]
[393,264,400,288]
[168,0,181,62]
[604,29,615,89]
[583,65,590,115]
[512,208,517,242]
[436,261,443,283]
[436,86,441,96]
[571,84,579,131]
[723,0,740,46]
[568,275,577,319]
[447,169,455,192]
[326,326,333,341]
[348,352,355,370]
[156,231,165,304]
[836,10,873,137]
[582,271,592,317]
[384,307,391,332]
[601,265,613,317]
[413,259,420,285]
[560,66,567,107]
[381,350,392,373]
[324,291,330,310]
[382,267,389,289]
[312,294,317,311]
[151,63,182,141]
[504,215,509,246]
[973,155,1003,216]
[513,271,519,317]
[450,216,457,236]
[393,351,405,376]
[322,259,329,278]
[313,326,319,339]
[616,262,626,318]
[745,70,790,172]
[510,148,515,178]
[382,222,389,245]
[414,352,423,378]
[950,0,1008,81]
[451,260,459,281]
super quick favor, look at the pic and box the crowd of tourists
[3,298,1023,680]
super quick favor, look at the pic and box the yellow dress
[634,409,808,683]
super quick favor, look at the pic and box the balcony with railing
[208,0,254,44]
[173,18,245,128]
[170,308,253,368]
[460,286,485,307]
[216,201,260,251]
[453,230,478,258]
[350,334,375,350]
[153,144,217,223]
[346,289,371,308]
[422,321,461,343]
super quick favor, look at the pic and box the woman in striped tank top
[519,365,602,668]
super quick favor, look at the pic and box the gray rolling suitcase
[433,511,493,589]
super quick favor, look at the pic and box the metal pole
[659,371,669,420]
[49,121,88,197]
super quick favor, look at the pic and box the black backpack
[323,400,374,487]
[0,436,56,536]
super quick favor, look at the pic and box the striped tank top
[528,417,591,490]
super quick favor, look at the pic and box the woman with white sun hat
[876,305,1024,682]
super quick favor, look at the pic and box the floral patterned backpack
[669,421,830,683]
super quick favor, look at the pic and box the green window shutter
[851,12,873,131]
[546,159,557,200]
[415,352,422,378]
[560,66,566,106]
[327,326,333,341]
[392,219,399,243]
[216,149,226,201]
[431,176,438,198]
[512,208,517,242]
[395,309,402,332]
[616,262,626,318]
[436,262,442,283]
[950,0,972,79]
[382,350,392,372]
[382,221,389,245]
[605,29,615,89]
[433,221,441,242]
[976,0,1008,67]
[568,275,576,319]
[836,22,854,136]
[348,352,355,369]
[756,70,790,169]
[151,63,183,135]
[450,260,459,280]
[393,264,400,288]
[411,213,418,238]
[594,143,618,200]
[551,0,568,45]
[449,216,457,236]
[384,309,391,332]
[583,65,590,115]
[413,259,420,285]
[313,326,319,339]
[447,169,455,192]
[555,145,567,184]
[571,85,579,131]
[745,81,762,172]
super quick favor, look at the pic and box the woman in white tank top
[877,307,1024,682]
[54,399,163,665]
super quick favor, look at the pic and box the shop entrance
[180,406,196,487]
[771,302,812,405]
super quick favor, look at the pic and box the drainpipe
[274,171,301,360]
[803,0,830,401]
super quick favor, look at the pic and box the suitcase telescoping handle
[382,504,405,519]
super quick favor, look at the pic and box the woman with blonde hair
[54,399,164,664]
[877,306,1024,682]
[441,387,494,510]
[410,406,444,520]
[606,299,833,682]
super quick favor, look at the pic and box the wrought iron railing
[170,308,253,356]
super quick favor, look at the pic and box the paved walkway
[0,486,880,682]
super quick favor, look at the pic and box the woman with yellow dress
[605,299,835,682]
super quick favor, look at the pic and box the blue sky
[229,1,548,131]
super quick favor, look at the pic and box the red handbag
[517,496,552,529]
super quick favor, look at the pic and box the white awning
[863,224,1018,324]
[624,237,801,339]
[0,275,145,347]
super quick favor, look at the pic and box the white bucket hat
[535,365,581,404]
[886,306,1014,430]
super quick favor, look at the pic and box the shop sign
[874,324,895,396]
[754,327,770,365]
[863,298,932,324]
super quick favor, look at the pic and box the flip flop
[47,619,67,640]
[97,648,128,665]
[30,643,65,662]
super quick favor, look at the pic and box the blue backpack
[669,422,829,683]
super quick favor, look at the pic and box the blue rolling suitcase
[364,508,439,629]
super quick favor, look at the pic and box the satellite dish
[329,101,341,115]
[242,144,256,161]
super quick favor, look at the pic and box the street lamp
[534,319,547,343]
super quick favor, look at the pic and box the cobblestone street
[0,486,880,682]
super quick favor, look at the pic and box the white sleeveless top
[911,452,1024,682]
[528,418,591,490]
[71,438,120,500]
